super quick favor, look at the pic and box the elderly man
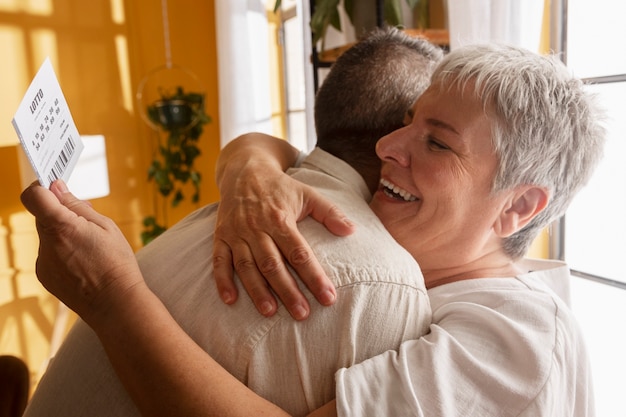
[23,28,441,417]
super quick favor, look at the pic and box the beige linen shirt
[24,148,430,417]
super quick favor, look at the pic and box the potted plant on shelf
[274,0,429,48]
[141,86,211,245]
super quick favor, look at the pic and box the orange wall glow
[0,0,220,387]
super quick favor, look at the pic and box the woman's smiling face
[369,82,516,285]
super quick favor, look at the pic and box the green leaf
[384,0,403,27]
[169,152,182,166]
[154,170,172,196]
[273,0,281,13]
[328,6,341,31]
[141,216,167,246]
[172,190,184,207]
[405,0,419,8]
[173,170,190,182]
[183,145,201,163]
[343,0,355,24]
[147,160,161,180]
[190,171,201,185]
[310,0,341,44]
[184,92,204,103]
[168,132,182,147]
[413,0,429,29]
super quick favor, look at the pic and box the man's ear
[495,186,549,237]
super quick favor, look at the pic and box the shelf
[316,29,449,65]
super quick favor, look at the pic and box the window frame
[552,0,626,290]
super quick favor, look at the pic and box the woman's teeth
[380,179,417,202]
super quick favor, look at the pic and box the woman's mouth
[380,179,418,202]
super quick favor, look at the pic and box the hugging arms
[24,28,437,417]
[23,42,605,416]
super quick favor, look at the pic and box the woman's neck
[421,254,523,289]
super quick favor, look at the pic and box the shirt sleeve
[335,282,566,417]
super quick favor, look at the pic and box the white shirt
[24,148,431,416]
[335,259,594,417]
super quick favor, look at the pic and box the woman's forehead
[413,82,481,118]
[414,83,495,152]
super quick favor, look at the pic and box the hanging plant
[141,86,211,245]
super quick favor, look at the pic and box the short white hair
[432,44,606,259]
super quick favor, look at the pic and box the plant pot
[152,99,194,130]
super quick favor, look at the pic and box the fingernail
[56,179,68,193]
[292,304,309,321]
[320,289,336,306]
[221,290,234,304]
[260,301,274,316]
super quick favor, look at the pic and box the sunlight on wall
[111,0,132,113]
[0,221,12,301]
[0,208,58,385]
[0,26,27,147]
[0,0,52,15]
[110,0,125,24]
[0,27,59,148]
[115,35,133,112]
[30,29,57,70]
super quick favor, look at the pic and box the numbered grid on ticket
[12,57,83,189]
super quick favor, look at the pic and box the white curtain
[214,0,273,147]
[446,0,545,52]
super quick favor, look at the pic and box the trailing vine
[141,86,211,245]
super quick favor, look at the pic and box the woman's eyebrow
[427,118,459,135]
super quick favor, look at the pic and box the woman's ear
[495,186,549,237]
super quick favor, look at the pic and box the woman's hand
[20,180,143,327]
[213,134,355,320]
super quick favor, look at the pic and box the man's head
[314,27,443,192]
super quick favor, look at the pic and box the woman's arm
[213,133,355,319]
[21,181,337,417]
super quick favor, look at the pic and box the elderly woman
[21,43,604,417]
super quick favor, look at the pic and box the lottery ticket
[12,57,83,189]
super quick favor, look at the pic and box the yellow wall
[0,0,220,387]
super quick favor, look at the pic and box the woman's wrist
[215,133,299,190]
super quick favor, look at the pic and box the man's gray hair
[314,27,444,189]
[432,44,606,259]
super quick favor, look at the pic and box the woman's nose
[376,126,411,167]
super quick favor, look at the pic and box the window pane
[284,17,305,113]
[567,1,626,78]
[570,276,626,417]
[282,10,309,150]
[564,82,626,282]
[287,110,307,151]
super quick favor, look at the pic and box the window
[274,0,316,151]
[563,1,626,416]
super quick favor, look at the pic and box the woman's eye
[427,137,449,150]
